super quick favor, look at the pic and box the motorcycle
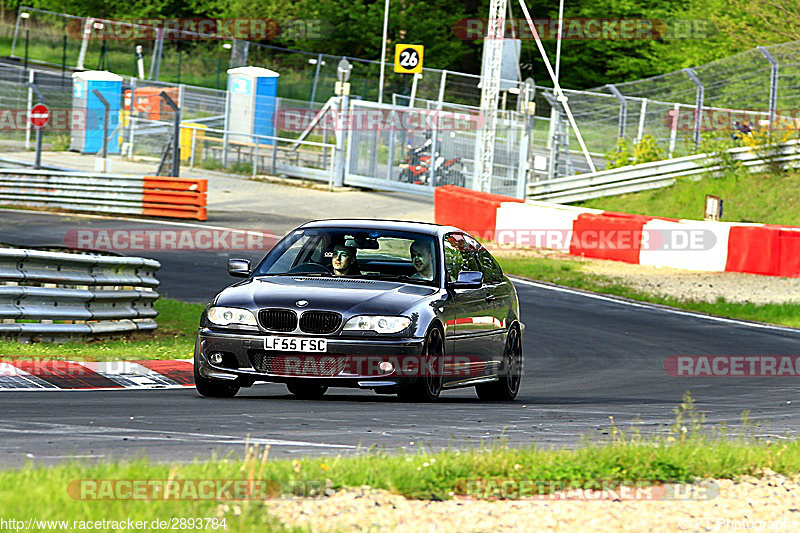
[398,137,465,187]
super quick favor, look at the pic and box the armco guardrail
[528,140,800,203]
[0,248,160,341]
[0,169,207,220]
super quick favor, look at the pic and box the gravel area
[496,248,800,306]
[260,471,800,532]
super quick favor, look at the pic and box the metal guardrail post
[606,84,627,140]
[159,91,181,177]
[684,68,704,149]
[758,46,779,130]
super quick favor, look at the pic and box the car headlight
[207,306,257,327]
[343,315,411,334]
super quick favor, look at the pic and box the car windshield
[252,228,439,286]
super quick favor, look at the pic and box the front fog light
[209,352,224,365]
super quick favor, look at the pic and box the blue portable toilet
[226,66,279,145]
[70,71,122,154]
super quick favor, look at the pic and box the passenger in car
[331,243,360,276]
[410,239,435,280]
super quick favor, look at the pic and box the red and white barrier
[436,186,800,278]
[0,359,193,390]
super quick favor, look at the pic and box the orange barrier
[141,176,208,220]
[725,226,800,277]
[569,213,651,264]
[434,185,523,239]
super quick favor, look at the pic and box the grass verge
[496,255,800,329]
[2,426,799,529]
[0,299,203,360]
[578,169,800,226]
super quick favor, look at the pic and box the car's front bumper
[196,328,426,389]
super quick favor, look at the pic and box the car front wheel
[397,326,444,402]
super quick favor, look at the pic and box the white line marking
[509,276,800,335]
[0,421,354,449]
[0,207,280,239]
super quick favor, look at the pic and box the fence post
[25,69,33,150]
[149,28,164,80]
[190,127,197,169]
[333,95,349,187]
[758,46,779,131]
[76,18,93,70]
[11,7,22,59]
[635,98,647,144]
[310,53,323,104]
[606,84,627,140]
[159,91,181,177]
[683,68,704,149]
[668,103,680,158]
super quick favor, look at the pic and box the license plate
[264,336,327,353]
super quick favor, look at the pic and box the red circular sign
[30,103,49,128]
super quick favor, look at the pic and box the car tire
[397,326,444,402]
[476,325,522,401]
[194,356,240,398]
[287,382,328,399]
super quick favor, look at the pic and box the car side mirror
[227,258,251,278]
[449,270,483,289]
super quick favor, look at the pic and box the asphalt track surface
[1,211,799,467]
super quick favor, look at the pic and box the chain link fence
[5,6,800,190]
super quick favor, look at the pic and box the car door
[444,233,495,380]
[475,243,512,367]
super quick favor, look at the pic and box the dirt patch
[262,471,800,532]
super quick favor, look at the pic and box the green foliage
[16,0,796,91]
[604,135,664,169]
[697,131,746,180]
[48,133,70,152]
[579,166,800,226]
[632,134,664,164]
[604,137,633,169]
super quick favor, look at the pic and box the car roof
[299,219,464,237]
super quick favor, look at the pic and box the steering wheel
[287,262,332,275]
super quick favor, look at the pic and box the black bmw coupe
[194,220,523,402]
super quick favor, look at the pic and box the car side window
[477,247,503,284]
[444,233,480,283]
